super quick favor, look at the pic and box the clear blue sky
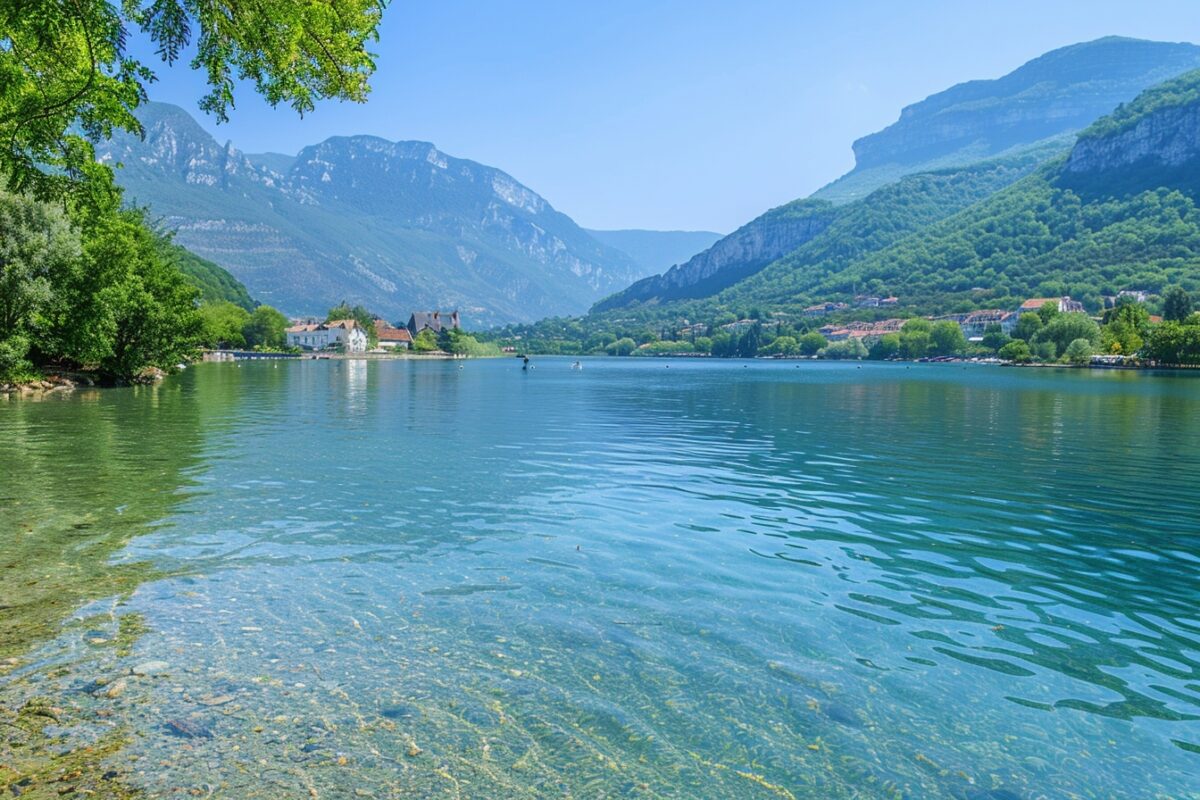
[133,0,1200,232]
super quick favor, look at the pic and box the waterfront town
[284,310,461,353]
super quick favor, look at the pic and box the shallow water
[2,358,1199,798]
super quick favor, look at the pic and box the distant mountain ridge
[816,36,1200,204]
[584,229,724,276]
[98,103,645,325]
[593,37,1200,314]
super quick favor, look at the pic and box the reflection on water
[1,359,1198,798]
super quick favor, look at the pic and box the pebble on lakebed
[131,660,170,676]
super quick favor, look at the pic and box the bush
[999,340,1032,363]
[606,337,636,356]
[1064,338,1093,365]
[818,338,868,360]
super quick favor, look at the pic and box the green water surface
[1,358,1198,799]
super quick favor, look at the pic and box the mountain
[593,37,1200,316]
[592,201,836,311]
[584,229,724,276]
[815,37,1200,204]
[805,68,1200,310]
[97,103,643,325]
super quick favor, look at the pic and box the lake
[1,358,1198,798]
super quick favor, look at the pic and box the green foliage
[709,332,736,358]
[868,334,901,360]
[0,188,201,381]
[1036,302,1061,325]
[1031,313,1100,357]
[1014,313,1043,342]
[1143,316,1200,364]
[1079,68,1200,141]
[636,340,695,356]
[930,320,967,355]
[981,323,1011,352]
[761,335,798,356]
[1033,340,1058,361]
[0,190,82,377]
[798,331,827,355]
[441,328,501,357]
[198,302,250,349]
[819,338,868,360]
[1064,337,1094,365]
[1163,286,1195,321]
[171,245,255,309]
[999,340,1033,363]
[1100,301,1149,355]
[0,0,385,199]
[412,329,439,352]
[242,305,289,350]
[606,337,636,357]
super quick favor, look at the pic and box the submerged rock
[165,717,213,739]
[131,660,170,676]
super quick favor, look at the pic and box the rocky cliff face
[592,201,835,311]
[96,103,643,324]
[1065,103,1200,174]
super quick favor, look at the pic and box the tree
[412,329,439,352]
[818,338,868,360]
[709,332,736,358]
[798,331,827,355]
[1100,302,1147,355]
[0,189,82,378]
[1,0,386,199]
[736,324,761,358]
[1163,286,1195,322]
[761,335,798,356]
[1032,313,1100,357]
[198,302,250,349]
[243,305,289,350]
[606,337,636,356]
[999,340,1032,363]
[929,320,966,356]
[1064,338,1093,365]
[980,323,1010,352]
[1143,318,1200,365]
[868,334,900,360]
[1037,301,1061,325]
[89,211,203,380]
[1014,313,1043,342]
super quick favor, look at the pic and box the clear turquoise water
[2,358,1199,798]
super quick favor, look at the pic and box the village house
[286,319,368,352]
[958,310,1018,338]
[373,319,413,350]
[1019,296,1086,315]
[407,310,461,335]
[803,302,850,317]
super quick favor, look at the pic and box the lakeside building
[1019,296,1085,314]
[958,310,1019,337]
[803,302,850,317]
[820,318,905,342]
[374,320,413,350]
[286,319,368,352]
[408,310,461,335]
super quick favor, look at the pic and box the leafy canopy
[0,0,387,197]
